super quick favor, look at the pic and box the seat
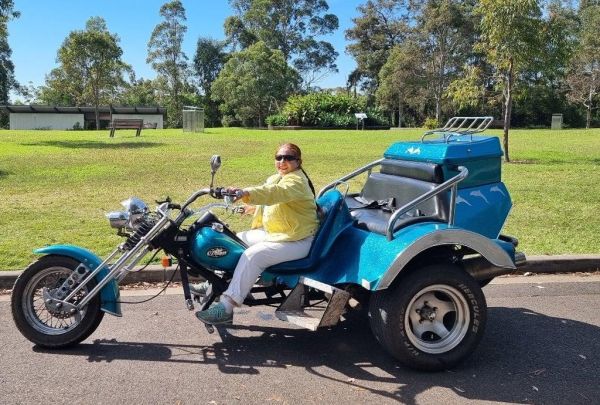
[267,190,349,273]
[347,159,449,235]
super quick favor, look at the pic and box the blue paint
[191,227,246,272]
[33,245,121,316]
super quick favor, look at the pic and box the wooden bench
[109,119,144,137]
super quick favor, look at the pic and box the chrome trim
[386,166,468,240]
[421,116,494,142]
[377,229,516,290]
[317,159,384,198]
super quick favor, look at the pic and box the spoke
[432,320,451,339]
[412,320,434,338]
[429,298,455,319]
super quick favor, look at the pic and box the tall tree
[0,0,19,127]
[211,41,299,127]
[147,0,188,128]
[42,17,129,129]
[193,37,228,127]
[345,0,412,94]
[225,0,339,89]
[416,0,476,124]
[474,0,545,162]
[566,5,600,128]
[376,41,427,127]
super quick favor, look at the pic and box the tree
[0,0,19,126]
[376,41,427,127]
[193,37,228,126]
[225,0,339,89]
[147,0,188,128]
[345,0,412,94]
[474,0,545,162]
[41,17,129,129]
[211,41,299,127]
[566,5,600,128]
[118,76,160,106]
[416,0,476,124]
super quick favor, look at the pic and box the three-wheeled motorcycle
[11,117,525,371]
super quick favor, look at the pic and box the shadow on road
[35,307,599,404]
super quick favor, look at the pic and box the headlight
[106,197,149,230]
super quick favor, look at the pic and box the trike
[11,117,524,371]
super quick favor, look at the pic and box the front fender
[376,228,516,290]
[34,245,121,316]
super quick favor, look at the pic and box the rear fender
[34,245,121,316]
[376,229,516,290]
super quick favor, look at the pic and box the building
[0,105,166,130]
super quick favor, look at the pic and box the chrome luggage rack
[421,116,494,142]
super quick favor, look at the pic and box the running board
[275,277,350,331]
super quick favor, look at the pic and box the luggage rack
[421,116,493,142]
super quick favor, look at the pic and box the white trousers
[223,229,313,305]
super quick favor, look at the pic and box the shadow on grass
[34,307,600,404]
[22,140,164,150]
[0,170,10,179]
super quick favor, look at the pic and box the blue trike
[11,117,524,371]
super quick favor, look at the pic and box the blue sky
[8,0,364,97]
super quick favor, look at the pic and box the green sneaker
[189,281,210,296]
[195,302,233,325]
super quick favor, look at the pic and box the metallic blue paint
[33,245,121,316]
[454,182,512,238]
[191,227,246,272]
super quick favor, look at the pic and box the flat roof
[0,105,166,115]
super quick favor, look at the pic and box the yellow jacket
[243,170,319,242]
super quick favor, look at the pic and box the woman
[195,143,320,325]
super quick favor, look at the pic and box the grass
[0,127,599,270]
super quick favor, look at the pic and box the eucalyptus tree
[566,5,600,128]
[224,0,339,89]
[193,37,228,126]
[345,0,412,94]
[45,17,129,129]
[147,0,188,128]
[211,41,299,127]
[0,0,19,126]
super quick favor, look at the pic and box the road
[1,274,598,404]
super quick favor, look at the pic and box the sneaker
[195,302,233,325]
[189,281,210,296]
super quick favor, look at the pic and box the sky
[7,0,364,100]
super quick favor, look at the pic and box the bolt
[70,309,76,314]
[45,299,52,304]
[56,302,62,308]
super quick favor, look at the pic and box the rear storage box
[383,135,503,188]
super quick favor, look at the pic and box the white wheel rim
[404,284,470,354]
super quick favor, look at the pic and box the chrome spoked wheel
[22,266,88,335]
[12,256,104,348]
[404,285,470,354]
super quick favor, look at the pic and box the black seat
[347,159,449,235]
[267,190,350,273]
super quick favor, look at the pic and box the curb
[1,255,598,290]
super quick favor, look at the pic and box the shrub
[265,114,288,127]
[221,115,240,128]
[282,92,367,127]
[423,117,439,129]
[365,107,389,126]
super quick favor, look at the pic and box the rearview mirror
[210,155,221,173]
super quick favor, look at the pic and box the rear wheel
[369,264,486,371]
[11,256,105,348]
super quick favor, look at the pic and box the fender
[34,245,122,316]
[376,228,516,290]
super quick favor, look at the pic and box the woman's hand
[240,204,256,216]
[225,187,249,202]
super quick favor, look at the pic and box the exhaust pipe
[463,252,526,281]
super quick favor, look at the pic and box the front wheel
[369,264,487,371]
[11,255,105,348]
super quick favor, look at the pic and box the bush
[365,107,389,126]
[423,117,439,129]
[282,92,367,127]
[221,115,241,128]
[265,114,288,127]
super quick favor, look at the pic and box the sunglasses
[275,154,298,162]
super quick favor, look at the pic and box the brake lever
[155,196,172,205]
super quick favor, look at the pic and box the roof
[0,105,166,115]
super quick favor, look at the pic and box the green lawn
[0,127,598,270]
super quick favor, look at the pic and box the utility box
[551,114,563,130]
[183,107,204,133]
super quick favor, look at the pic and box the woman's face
[275,146,300,175]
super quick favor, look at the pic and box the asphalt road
[1,274,598,405]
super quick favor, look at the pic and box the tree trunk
[586,85,593,129]
[503,61,514,162]
[398,93,403,128]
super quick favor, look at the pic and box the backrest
[309,189,351,260]
[361,159,449,220]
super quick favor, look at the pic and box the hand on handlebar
[223,187,248,202]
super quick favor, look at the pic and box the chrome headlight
[106,197,149,230]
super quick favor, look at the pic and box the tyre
[369,264,487,371]
[11,255,105,348]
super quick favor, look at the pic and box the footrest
[275,277,350,331]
